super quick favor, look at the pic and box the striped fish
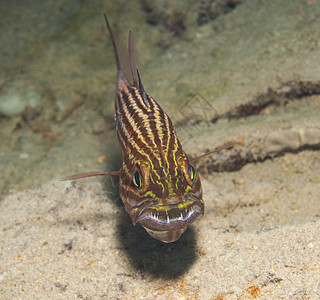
[63,13,231,243]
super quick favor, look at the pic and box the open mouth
[134,195,204,232]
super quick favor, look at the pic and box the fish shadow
[115,212,199,280]
[101,153,199,280]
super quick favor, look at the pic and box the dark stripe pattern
[115,75,204,242]
[104,12,204,242]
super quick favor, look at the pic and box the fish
[63,13,233,243]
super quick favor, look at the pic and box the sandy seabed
[0,178,319,299]
[1,147,320,299]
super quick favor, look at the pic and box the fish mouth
[134,195,204,232]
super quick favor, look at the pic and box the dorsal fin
[104,13,151,107]
[104,13,139,87]
[103,13,123,77]
[128,31,138,87]
[137,68,149,107]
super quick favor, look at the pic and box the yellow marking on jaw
[148,200,196,212]
[168,182,175,196]
[185,185,192,194]
[177,201,195,210]
[152,205,170,212]
[142,190,156,198]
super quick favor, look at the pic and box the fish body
[63,14,211,243]
[105,14,204,243]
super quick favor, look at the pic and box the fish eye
[189,164,196,182]
[133,170,141,188]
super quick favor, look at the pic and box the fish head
[119,149,204,243]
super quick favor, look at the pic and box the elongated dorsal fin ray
[137,68,150,107]
[103,13,122,76]
[104,13,138,86]
[128,31,138,87]
[189,142,234,162]
[61,170,120,181]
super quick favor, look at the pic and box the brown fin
[190,142,234,162]
[61,170,120,181]
[128,31,138,87]
[103,13,122,74]
[104,12,136,86]
[136,68,150,107]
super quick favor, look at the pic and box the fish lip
[131,199,159,225]
[135,195,204,231]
